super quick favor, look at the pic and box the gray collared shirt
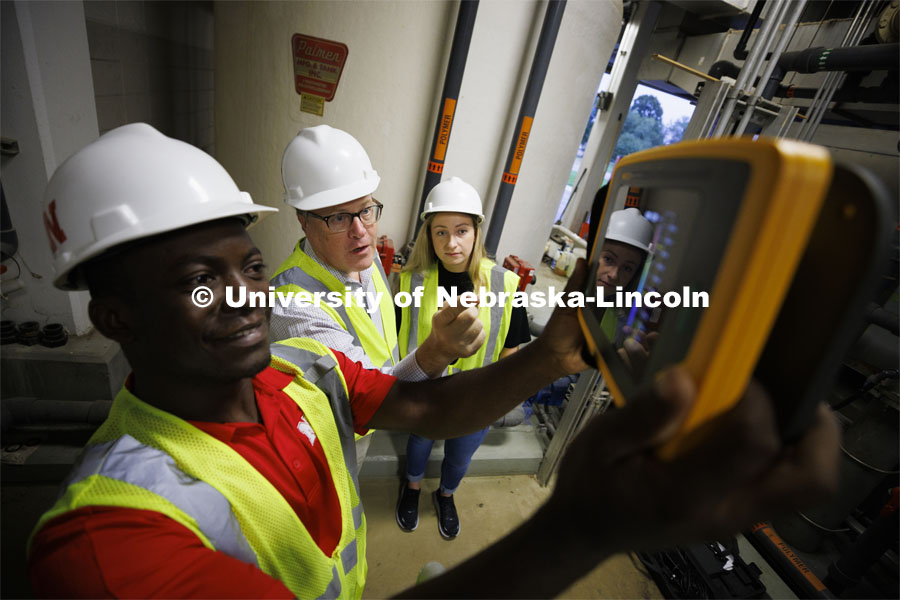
[270,240,427,381]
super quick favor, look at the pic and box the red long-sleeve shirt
[28,350,395,598]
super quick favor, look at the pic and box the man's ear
[296,210,308,233]
[88,297,137,345]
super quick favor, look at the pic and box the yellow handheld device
[578,138,834,458]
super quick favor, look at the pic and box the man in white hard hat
[271,125,482,381]
[271,126,486,468]
[28,124,839,598]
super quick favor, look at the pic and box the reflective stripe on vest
[601,309,618,341]
[64,434,259,566]
[269,342,363,509]
[398,259,517,373]
[270,241,398,368]
[31,339,367,600]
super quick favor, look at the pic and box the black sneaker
[432,490,460,539]
[396,481,420,532]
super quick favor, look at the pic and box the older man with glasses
[271,126,486,467]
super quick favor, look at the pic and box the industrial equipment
[578,137,891,457]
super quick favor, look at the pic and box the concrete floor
[360,475,663,599]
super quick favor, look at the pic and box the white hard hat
[44,123,277,291]
[604,208,653,252]
[420,177,484,224]
[282,125,380,211]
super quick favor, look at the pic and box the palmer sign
[292,34,349,101]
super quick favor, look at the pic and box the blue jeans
[405,428,489,494]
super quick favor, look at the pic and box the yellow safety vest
[270,240,398,369]
[30,338,367,600]
[398,258,519,374]
[601,308,618,340]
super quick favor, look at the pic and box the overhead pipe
[484,0,566,258]
[796,10,864,139]
[414,0,479,237]
[712,0,790,137]
[734,0,807,135]
[718,0,789,133]
[764,42,900,98]
[799,0,880,141]
[773,82,899,104]
[776,43,900,74]
[730,0,788,103]
[734,0,766,60]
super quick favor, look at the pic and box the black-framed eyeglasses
[306,200,383,233]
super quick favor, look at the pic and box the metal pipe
[774,83,899,103]
[708,60,741,79]
[799,71,841,139]
[804,25,881,137]
[651,53,719,81]
[713,0,789,137]
[746,523,835,598]
[735,0,807,135]
[735,0,788,96]
[800,2,879,141]
[807,0,874,120]
[737,0,782,89]
[484,0,566,258]
[777,43,900,74]
[734,0,766,60]
[414,0,479,236]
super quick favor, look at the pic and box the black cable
[16,251,42,279]
[1,254,22,282]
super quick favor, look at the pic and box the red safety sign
[292,34,349,101]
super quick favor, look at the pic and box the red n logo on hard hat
[43,200,67,253]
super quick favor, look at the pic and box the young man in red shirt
[28,124,839,599]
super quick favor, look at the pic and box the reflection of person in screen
[594,208,656,374]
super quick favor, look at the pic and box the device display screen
[583,159,750,395]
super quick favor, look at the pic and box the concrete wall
[215,0,621,272]
[84,0,216,154]
[0,1,99,335]
[1,1,217,339]
[461,0,622,267]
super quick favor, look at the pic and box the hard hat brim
[54,196,278,290]
[284,174,380,211]
[420,208,484,224]
[603,232,650,253]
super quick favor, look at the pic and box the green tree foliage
[631,94,663,120]
[612,95,665,160]
[664,115,691,145]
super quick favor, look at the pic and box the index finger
[435,301,477,323]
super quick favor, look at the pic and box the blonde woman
[395,177,529,539]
